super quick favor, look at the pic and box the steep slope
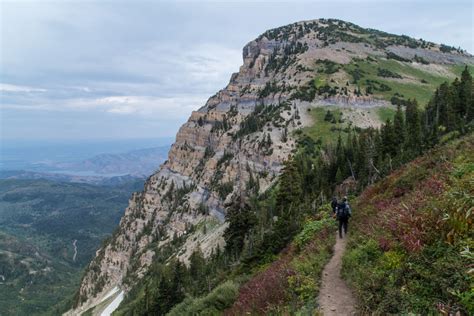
[343,134,474,314]
[68,19,473,314]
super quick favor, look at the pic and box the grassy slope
[342,58,459,105]
[301,63,474,144]
[342,133,474,314]
[376,106,396,122]
[0,179,142,315]
[309,58,459,107]
[301,106,390,145]
[301,107,349,144]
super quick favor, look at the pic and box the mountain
[0,170,145,186]
[30,146,170,177]
[0,178,144,315]
[68,19,473,315]
[0,138,173,172]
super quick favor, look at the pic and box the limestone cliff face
[69,19,472,314]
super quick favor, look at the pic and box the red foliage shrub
[356,166,450,253]
[377,236,393,251]
[225,257,295,315]
[225,221,334,315]
[421,176,445,196]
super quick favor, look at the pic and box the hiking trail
[318,233,356,315]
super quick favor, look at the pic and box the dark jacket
[331,199,338,214]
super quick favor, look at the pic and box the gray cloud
[1,0,472,140]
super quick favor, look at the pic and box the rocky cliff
[68,19,473,314]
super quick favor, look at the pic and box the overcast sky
[1,0,472,141]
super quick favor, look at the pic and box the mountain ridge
[67,18,473,315]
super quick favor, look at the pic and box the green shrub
[287,274,317,302]
[343,239,382,270]
[293,214,334,250]
[380,250,405,270]
[167,280,239,316]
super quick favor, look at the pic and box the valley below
[0,141,170,315]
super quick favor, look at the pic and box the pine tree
[189,248,205,278]
[437,83,452,130]
[393,104,405,150]
[150,275,173,315]
[335,167,344,183]
[170,260,185,303]
[355,131,369,186]
[459,66,473,121]
[275,160,303,209]
[405,99,422,156]
[223,200,256,258]
[345,131,354,163]
[381,119,397,157]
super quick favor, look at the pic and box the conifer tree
[171,260,185,302]
[275,160,303,210]
[355,131,369,186]
[393,104,405,149]
[335,167,344,183]
[460,66,473,121]
[381,119,397,157]
[405,99,422,155]
[223,199,256,258]
[151,275,173,315]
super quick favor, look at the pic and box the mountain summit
[67,19,473,314]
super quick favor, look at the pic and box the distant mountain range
[34,146,170,176]
[0,145,170,186]
[0,170,145,186]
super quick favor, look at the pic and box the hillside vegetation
[343,133,473,314]
[0,179,142,315]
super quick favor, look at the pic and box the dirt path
[318,234,356,315]
[72,239,78,262]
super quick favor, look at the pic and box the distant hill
[35,146,170,176]
[0,170,145,186]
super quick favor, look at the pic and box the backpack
[337,203,351,219]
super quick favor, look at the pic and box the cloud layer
[1,0,472,140]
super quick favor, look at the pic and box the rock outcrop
[68,19,473,314]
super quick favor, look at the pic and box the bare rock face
[68,19,473,314]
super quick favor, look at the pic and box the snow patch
[101,290,124,316]
[100,286,120,304]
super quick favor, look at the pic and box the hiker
[331,197,338,215]
[336,196,352,238]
